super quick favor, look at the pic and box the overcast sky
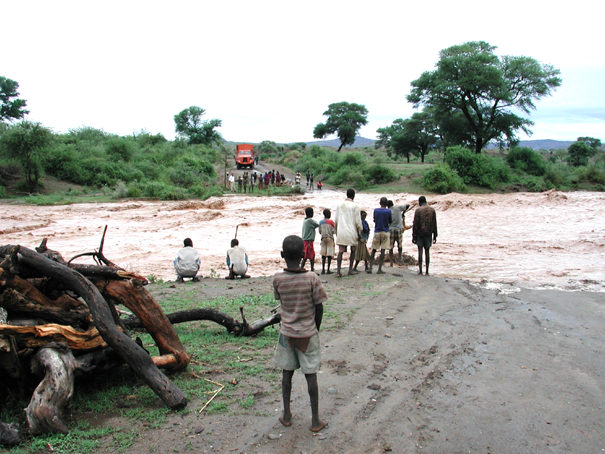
[4,0,604,144]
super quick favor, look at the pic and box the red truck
[235,144,255,169]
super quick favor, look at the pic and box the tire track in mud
[252,274,494,454]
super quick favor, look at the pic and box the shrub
[544,162,572,187]
[445,146,509,189]
[575,163,605,185]
[0,185,6,198]
[422,164,466,194]
[366,164,397,184]
[567,141,597,167]
[506,147,546,176]
[105,138,134,162]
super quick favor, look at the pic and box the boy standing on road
[273,235,328,433]
[301,207,319,272]
[319,209,336,275]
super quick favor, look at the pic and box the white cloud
[4,0,605,143]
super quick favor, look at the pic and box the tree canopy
[1,76,29,123]
[174,106,222,145]
[407,41,561,153]
[313,102,368,151]
[376,112,438,163]
[0,121,52,192]
[567,136,602,167]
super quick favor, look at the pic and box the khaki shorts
[390,228,402,248]
[371,231,390,250]
[320,237,335,257]
[274,333,321,374]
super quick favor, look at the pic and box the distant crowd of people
[226,170,290,193]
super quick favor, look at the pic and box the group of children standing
[300,197,413,276]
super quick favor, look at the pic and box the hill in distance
[227,137,574,150]
[307,137,574,150]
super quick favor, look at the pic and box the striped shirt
[273,270,327,338]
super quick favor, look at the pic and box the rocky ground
[122,269,604,453]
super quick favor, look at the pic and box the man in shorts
[412,195,438,275]
[334,188,363,277]
[273,235,328,433]
[369,197,392,274]
[387,200,411,266]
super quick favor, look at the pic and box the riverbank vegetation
[1,36,603,204]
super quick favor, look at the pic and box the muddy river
[1,190,604,292]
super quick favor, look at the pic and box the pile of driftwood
[0,232,280,446]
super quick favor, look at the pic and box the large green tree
[567,136,602,166]
[407,41,561,153]
[376,112,438,163]
[1,76,29,123]
[0,121,52,191]
[313,102,368,151]
[174,106,222,145]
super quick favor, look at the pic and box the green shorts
[274,333,321,374]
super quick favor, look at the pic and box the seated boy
[273,235,328,433]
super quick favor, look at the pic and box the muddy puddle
[1,189,604,291]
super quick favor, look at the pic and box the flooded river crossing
[1,190,604,292]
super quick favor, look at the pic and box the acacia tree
[1,76,29,123]
[0,121,52,192]
[313,102,368,151]
[174,106,222,145]
[407,41,561,153]
[376,112,438,163]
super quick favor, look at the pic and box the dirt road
[126,271,604,453]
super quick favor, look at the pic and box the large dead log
[98,279,190,371]
[25,345,77,435]
[0,323,106,350]
[124,308,281,337]
[4,245,187,410]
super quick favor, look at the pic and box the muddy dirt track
[124,272,604,454]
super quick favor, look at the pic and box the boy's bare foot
[310,421,328,432]
[336,272,343,278]
[418,270,423,275]
[279,415,292,427]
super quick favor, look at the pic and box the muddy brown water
[1,189,604,291]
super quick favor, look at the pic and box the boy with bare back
[273,235,328,433]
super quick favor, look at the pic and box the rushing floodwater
[1,190,604,292]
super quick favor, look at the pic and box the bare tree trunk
[25,346,77,435]
[10,246,187,410]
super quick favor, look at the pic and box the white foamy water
[1,190,604,291]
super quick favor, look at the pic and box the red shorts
[303,240,315,260]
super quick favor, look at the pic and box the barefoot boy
[319,208,335,274]
[301,207,319,272]
[273,235,328,433]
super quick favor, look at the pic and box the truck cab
[235,144,254,169]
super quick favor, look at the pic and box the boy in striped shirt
[273,235,328,433]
